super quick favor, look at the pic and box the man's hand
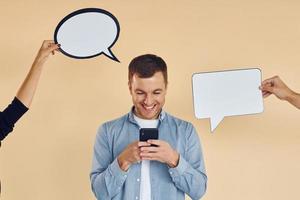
[117,141,150,171]
[140,140,179,168]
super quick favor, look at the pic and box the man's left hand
[140,140,179,168]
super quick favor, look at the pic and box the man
[0,40,60,142]
[260,76,300,109]
[90,54,207,200]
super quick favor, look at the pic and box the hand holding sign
[54,8,120,61]
[192,68,264,132]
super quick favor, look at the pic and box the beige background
[1,0,300,199]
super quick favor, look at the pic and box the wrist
[287,91,300,108]
[168,151,179,168]
[117,156,130,171]
[286,90,297,102]
[32,58,46,67]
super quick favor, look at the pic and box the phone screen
[139,128,159,146]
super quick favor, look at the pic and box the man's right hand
[117,141,150,171]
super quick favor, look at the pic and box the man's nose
[143,94,154,105]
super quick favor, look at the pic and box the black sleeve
[0,97,29,141]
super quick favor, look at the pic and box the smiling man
[90,54,207,200]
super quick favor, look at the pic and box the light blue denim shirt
[90,108,207,200]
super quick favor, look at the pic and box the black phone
[139,128,159,146]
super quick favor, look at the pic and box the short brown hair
[128,54,168,85]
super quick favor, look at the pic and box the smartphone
[139,128,159,146]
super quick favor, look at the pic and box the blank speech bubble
[192,68,264,132]
[54,8,120,61]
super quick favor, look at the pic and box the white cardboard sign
[192,68,264,132]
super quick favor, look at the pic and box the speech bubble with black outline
[54,8,120,62]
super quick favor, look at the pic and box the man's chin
[140,112,159,120]
[134,106,161,119]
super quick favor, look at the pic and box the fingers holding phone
[139,128,179,168]
[117,140,149,171]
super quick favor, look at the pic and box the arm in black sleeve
[0,97,28,141]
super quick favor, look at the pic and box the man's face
[129,71,167,120]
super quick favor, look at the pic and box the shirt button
[135,197,138,199]
[124,175,127,178]
[170,172,173,175]
[137,178,140,182]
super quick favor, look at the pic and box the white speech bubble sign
[54,8,120,62]
[192,68,264,132]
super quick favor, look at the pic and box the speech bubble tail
[103,48,120,62]
[210,116,224,132]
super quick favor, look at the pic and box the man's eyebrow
[135,89,145,92]
[134,88,163,92]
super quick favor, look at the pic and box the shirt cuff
[109,158,129,187]
[168,154,189,178]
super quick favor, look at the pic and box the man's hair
[128,54,168,85]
